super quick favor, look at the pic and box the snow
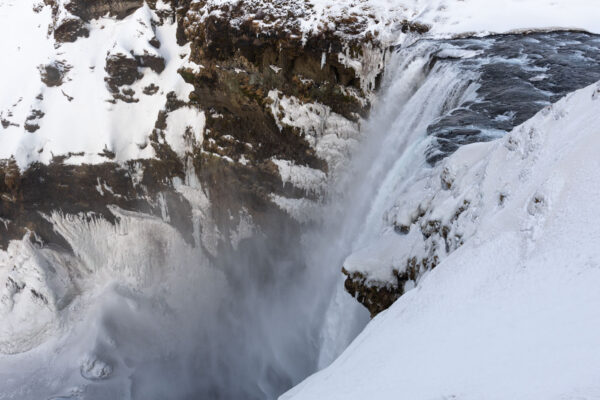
[197,0,600,43]
[0,0,196,168]
[270,194,322,224]
[163,106,205,157]
[416,0,600,37]
[272,158,327,194]
[2,0,599,169]
[267,90,361,177]
[312,0,600,39]
[283,81,600,400]
[0,204,229,398]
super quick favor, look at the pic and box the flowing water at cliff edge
[1,32,599,400]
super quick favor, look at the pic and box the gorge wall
[0,0,419,259]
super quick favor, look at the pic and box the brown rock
[65,0,143,21]
[54,18,90,42]
[104,54,141,92]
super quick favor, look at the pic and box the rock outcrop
[65,0,144,21]
[1,0,416,261]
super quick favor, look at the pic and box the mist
[3,31,599,400]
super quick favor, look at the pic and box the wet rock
[24,123,40,133]
[112,87,139,103]
[397,19,431,34]
[27,109,45,121]
[148,36,161,49]
[24,109,45,132]
[98,147,116,160]
[344,257,429,318]
[343,270,402,318]
[61,90,74,102]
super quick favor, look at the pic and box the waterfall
[308,41,480,368]
[1,32,600,400]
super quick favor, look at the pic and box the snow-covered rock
[0,1,194,167]
[283,80,600,400]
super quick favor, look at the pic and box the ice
[283,80,600,400]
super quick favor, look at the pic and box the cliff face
[177,0,392,247]
[0,0,402,258]
[339,31,600,317]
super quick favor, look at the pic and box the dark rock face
[343,270,403,318]
[54,18,90,42]
[104,52,166,101]
[104,54,141,92]
[143,83,160,95]
[65,0,144,21]
[0,157,193,250]
[24,109,45,133]
[40,62,70,87]
[135,53,166,74]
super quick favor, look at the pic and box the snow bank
[416,0,600,37]
[283,81,600,399]
[198,0,600,43]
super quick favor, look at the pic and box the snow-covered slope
[410,0,600,37]
[0,0,197,167]
[283,81,600,400]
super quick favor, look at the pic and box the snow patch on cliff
[267,90,361,177]
[267,90,361,221]
[272,159,327,195]
[163,107,206,157]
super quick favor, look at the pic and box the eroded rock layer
[1,0,402,260]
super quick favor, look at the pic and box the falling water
[1,32,600,400]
